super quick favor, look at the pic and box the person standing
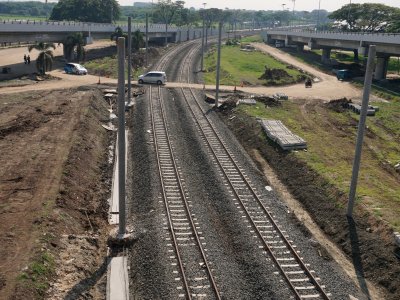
[24,54,27,64]
[27,55,31,64]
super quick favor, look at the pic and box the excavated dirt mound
[217,102,400,300]
[0,88,112,300]
[325,98,352,113]
[258,67,292,81]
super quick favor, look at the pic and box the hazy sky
[116,0,400,11]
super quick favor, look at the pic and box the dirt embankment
[0,87,112,299]
[217,104,400,300]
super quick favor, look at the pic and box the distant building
[133,2,153,8]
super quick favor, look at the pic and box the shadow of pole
[64,256,110,300]
[347,216,372,300]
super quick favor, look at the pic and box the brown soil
[217,102,400,300]
[0,87,112,300]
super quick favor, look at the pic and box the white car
[64,63,87,75]
[138,71,166,85]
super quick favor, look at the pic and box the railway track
[177,85,331,300]
[167,38,331,299]
[149,85,221,299]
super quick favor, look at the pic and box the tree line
[0,1,55,17]
[1,1,399,33]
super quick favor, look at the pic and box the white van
[138,71,167,85]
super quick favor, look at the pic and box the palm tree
[28,42,56,75]
[63,33,86,62]
[132,30,145,51]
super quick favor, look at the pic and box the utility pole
[117,37,126,235]
[200,3,206,72]
[347,45,376,217]
[347,0,352,30]
[317,0,321,31]
[146,13,149,66]
[291,0,296,27]
[127,17,132,106]
[215,21,222,109]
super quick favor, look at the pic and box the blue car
[64,63,87,75]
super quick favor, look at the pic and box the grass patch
[0,14,47,21]
[85,55,143,79]
[240,35,263,43]
[17,251,55,297]
[204,45,306,86]
[238,100,400,230]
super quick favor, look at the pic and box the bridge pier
[321,48,331,64]
[374,54,389,80]
[296,44,304,52]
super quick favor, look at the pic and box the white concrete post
[347,45,376,217]
[117,37,126,234]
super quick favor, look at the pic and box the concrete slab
[260,119,307,150]
[107,256,129,300]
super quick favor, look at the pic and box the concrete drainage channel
[103,88,131,300]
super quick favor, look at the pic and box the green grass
[238,100,400,230]
[240,35,263,43]
[0,14,47,21]
[17,251,55,297]
[204,45,306,86]
[85,56,143,79]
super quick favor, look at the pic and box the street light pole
[200,3,206,72]
[347,0,352,30]
[291,0,296,27]
[317,0,321,31]
[347,45,376,217]
[215,21,222,109]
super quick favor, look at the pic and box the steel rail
[179,87,330,300]
[149,85,221,299]
[149,85,191,299]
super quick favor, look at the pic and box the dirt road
[0,39,384,103]
[0,40,114,80]
[250,42,385,102]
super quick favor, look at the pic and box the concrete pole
[127,17,132,105]
[117,37,126,234]
[347,45,376,217]
[146,13,149,66]
[215,21,222,109]
[201,18,205,71]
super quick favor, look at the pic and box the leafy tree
[0,1,55,17]
[329,3,400,32]
[111,26,128,44]
[50,0,120,23]
[63,32,86,62]
[177,8,199,41]
[154,0,184,45]
[28,42,55,75]
[132,30,145,51]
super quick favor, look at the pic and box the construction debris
[259,119,307,150]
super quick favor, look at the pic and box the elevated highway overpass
[0,19,212,57]
[262,29,400,80]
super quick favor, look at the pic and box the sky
[117,0,400,11]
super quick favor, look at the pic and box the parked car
[138,71,166,85]
[64,63,87,75]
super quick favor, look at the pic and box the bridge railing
[267,28,400,37]
[0,19,179,32]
